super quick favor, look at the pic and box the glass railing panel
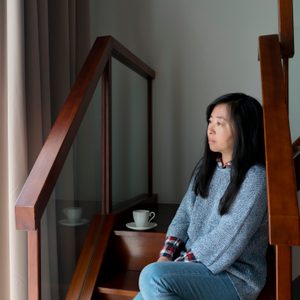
[40,79,102,299]
[111,58,148,209]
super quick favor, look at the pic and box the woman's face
[207,103,235,163]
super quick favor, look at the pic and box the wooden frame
[259,33,300,300]
[278,0,294,58]
[101,59,112,214]
[15,36,155,299]
[15,36,155,230]
[259,34,299,246]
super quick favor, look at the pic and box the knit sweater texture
[167,164,268,300]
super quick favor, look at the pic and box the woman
[134,93,268,300]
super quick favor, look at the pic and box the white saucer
[126,222,157,231]
[59,218,89,227]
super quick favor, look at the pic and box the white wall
[90,0,277,203]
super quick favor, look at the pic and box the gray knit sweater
[167,164,268,300]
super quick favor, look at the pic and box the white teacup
[133,209,155,227]
[64,207,82,223]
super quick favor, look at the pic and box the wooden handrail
[278,0,294,58]
[259,34,300,246]
[259,32,300,300]
[15,36,155,230]
[66,214,115,300]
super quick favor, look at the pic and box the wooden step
[95,222,275,300]
[113,230,165,271]
[97,270,139,300]
[95,204,178,299]
[96,230,165,299]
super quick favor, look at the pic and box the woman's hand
[157,256,171,262]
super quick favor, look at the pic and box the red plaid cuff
[175,249,197,262]
[159,236,185,259]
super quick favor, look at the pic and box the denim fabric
[134,261,240,300]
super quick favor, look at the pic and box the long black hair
[193,93,265,215]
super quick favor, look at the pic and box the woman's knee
[139,262,166,290]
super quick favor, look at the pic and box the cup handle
[149,211,155,223]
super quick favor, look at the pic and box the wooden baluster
[147,79,153,195]
[276,245,292,300]
[278,0,294,58]
[282,58,289,111]
[28,230,41,300]
[101,58,112,215]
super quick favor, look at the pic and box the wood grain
[66,214,115,300]
[28,230,41,300]
[259,34,300,246]
[15,36,155,230]
[278,0,294,58]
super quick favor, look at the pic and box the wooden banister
[259,33,300,300]
[259,34,300,246]
[15,36,155,300]
[66,214,115,300]
[278,0,294,58]
[28,230,41,300]
[15,36,155,231]
[111,38,155,79]
[15,37,111,230]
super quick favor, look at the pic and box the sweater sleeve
[166,179,196,242]
[191,166,267,274]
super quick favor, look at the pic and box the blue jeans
[134,261,239,300]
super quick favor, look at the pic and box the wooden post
[147,79,153,195]
[28,230,41,300]
[276,245,292,300]
[101,59,112,214]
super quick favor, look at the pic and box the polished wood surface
[147,79,153,194]
[276,245,292,299]
[79,215,116,299]
[293,137,300,190]
[97,270,139,298]
[278,0,294,58]
[101,59,112,214]
[15,36,155,230]
[65,214,103,300]
[259,30,300,299]
[15,37,111,231]
[113,231,165,271]
[111,37,155,79]
[28,230,41,300]
[97,225,165,298]
[96,206,277,300]
[15,35,155,300]
[259,34,300,246]
[66,214,115,300]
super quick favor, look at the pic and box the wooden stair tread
[97,270,140,297]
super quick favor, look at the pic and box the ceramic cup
[133,209,155,227]
[64,207,82,224]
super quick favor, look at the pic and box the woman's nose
[208,124,215,134]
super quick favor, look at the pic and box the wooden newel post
[276,245,292,300]
[28,230,41,300]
